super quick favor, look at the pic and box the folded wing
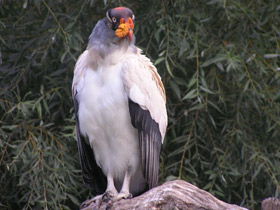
[72,50,107,194]
[123,49,167,188]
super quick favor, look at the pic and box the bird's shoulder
[122,48,166,103]
[74,49,102,73]
[72,49,103,95]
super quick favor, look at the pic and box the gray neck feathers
[87,18,136,58]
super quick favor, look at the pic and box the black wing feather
[128,99,162,189]
[73,91,107,194]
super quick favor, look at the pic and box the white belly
[77,62,140,182]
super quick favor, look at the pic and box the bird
[72,6,167,205]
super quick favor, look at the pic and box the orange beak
[115,17,134,42]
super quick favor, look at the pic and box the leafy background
[1,0,280,209]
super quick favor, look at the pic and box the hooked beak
[115,17,134,42]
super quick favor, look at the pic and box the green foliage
[1,0,279,209]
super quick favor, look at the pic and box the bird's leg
[80,174,118,208]
[82,171,133,207]
[102,174,118,202]
[113,169,133,202]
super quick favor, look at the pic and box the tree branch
[81,180,248,210]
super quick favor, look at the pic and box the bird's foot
[112,191,133,202]
[80,191,132,209]
[102,190,118,203]
[103,191,132,209]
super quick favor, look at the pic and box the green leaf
[200,86,215,94]
[169,80,181,99]
[201,56,226,67]
[165,59,174,77]
[182,89,197,100]
[154,57,165,66]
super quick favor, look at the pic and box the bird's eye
[112,17,117,23]
[132,15,135,21]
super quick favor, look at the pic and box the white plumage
[75,49,146,194]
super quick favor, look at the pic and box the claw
[112,191,133,202]
[102,190,118,203]
[80,191,132,209]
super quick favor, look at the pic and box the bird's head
[106,7,135,43]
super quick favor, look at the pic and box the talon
[112,192,133,202]
[102,190,118,203]
[120,192,132,199]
